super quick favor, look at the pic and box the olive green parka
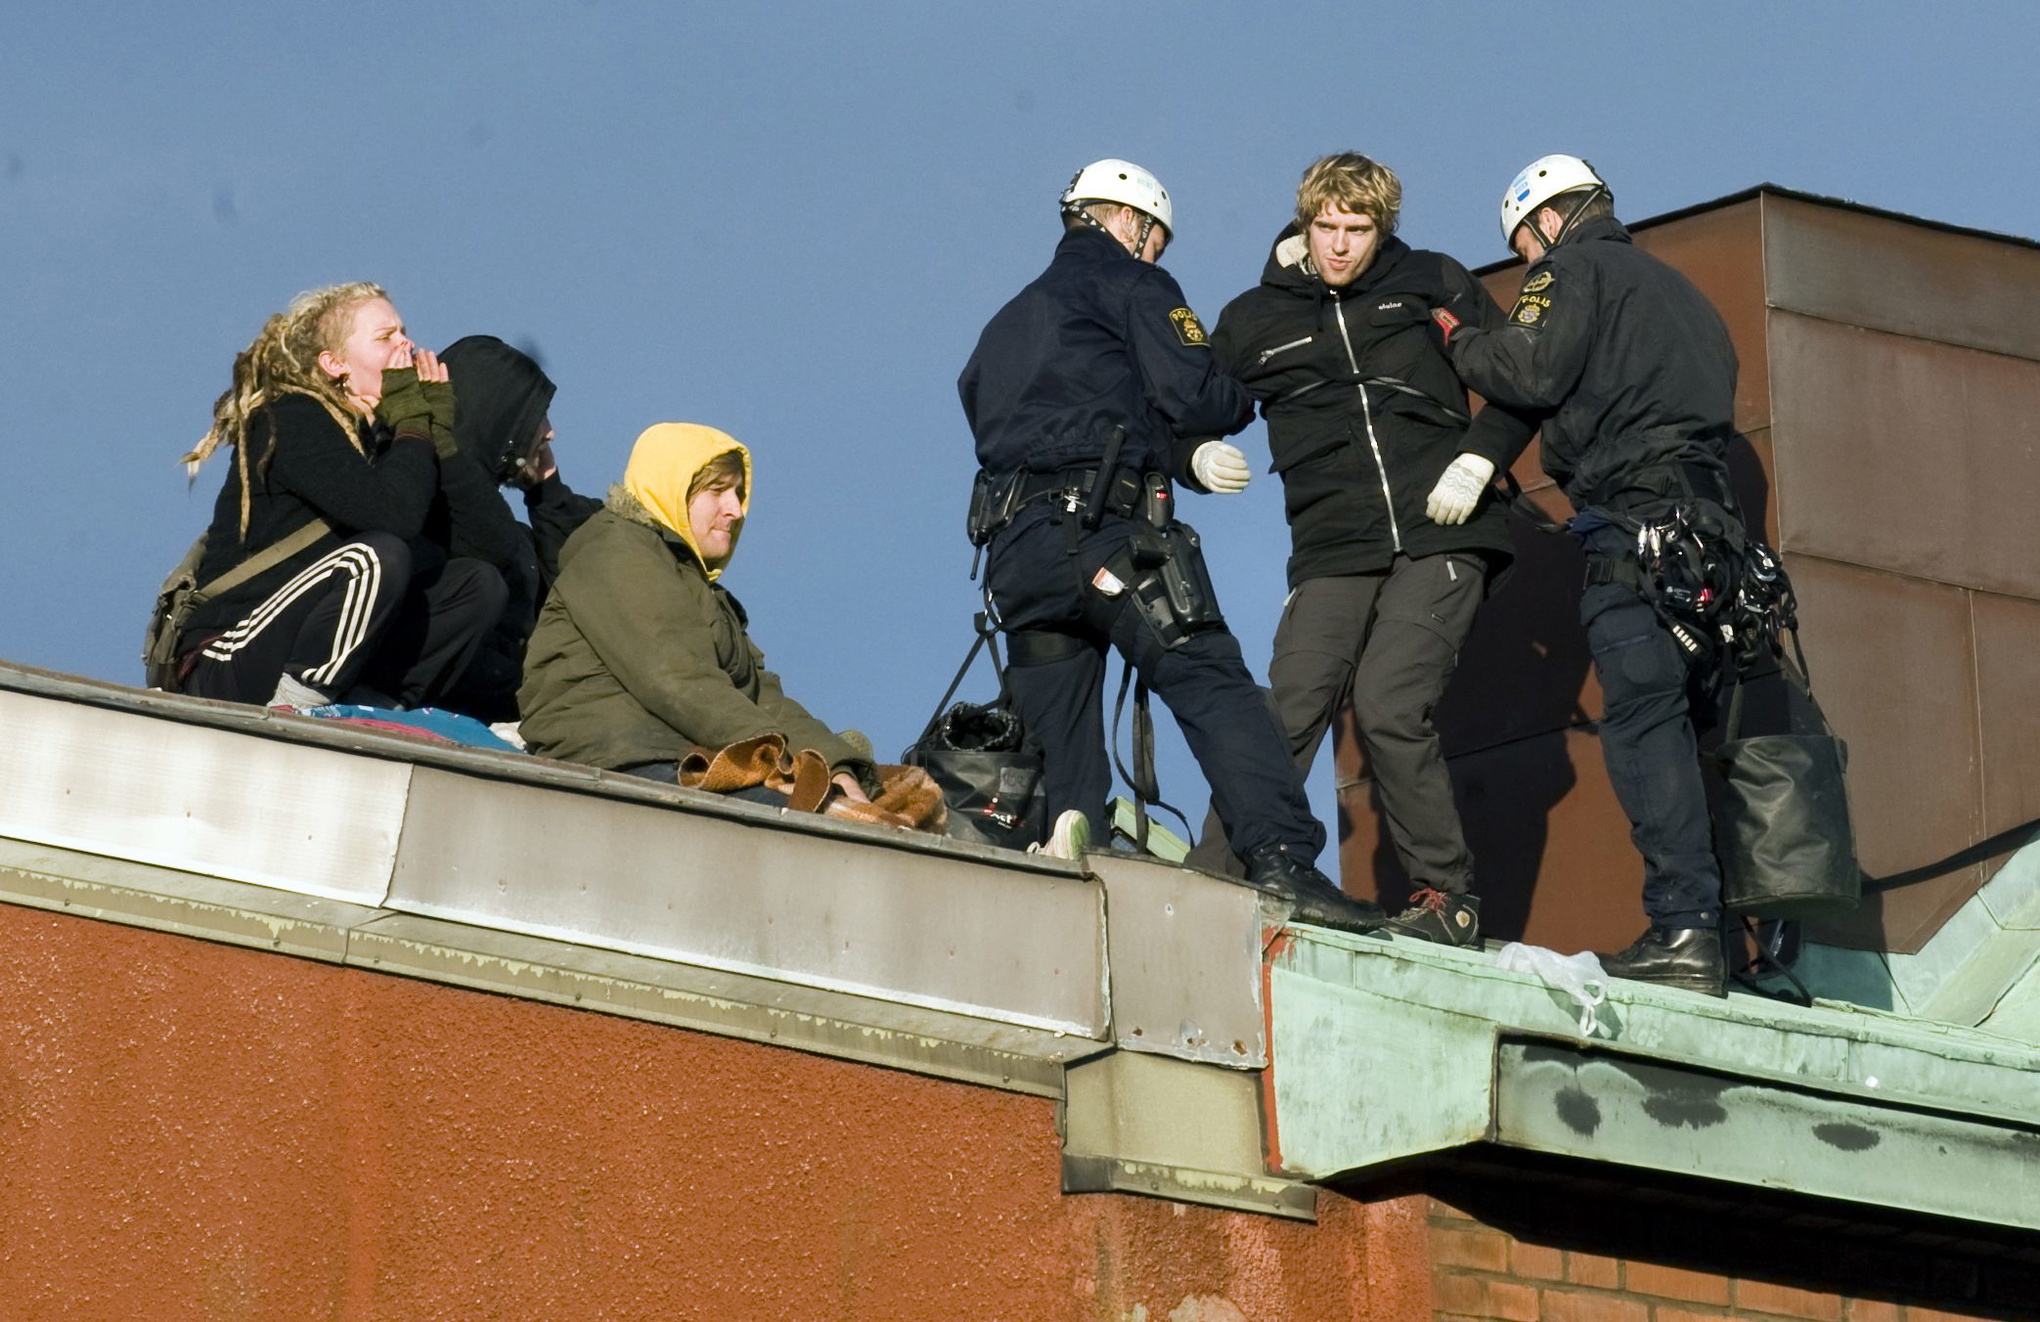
[516,482,867,779]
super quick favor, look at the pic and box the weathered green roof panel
[1269,930,2040,1231]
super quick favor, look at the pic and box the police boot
[1241,844,1386,935]
[1384,888,1482,948]
[1596,926,1725,997]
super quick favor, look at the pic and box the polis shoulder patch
[1511,287,1553,326]
[1169,307,1210,347]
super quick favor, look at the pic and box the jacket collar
[1057,224,1139,265]
[606,484,713,575]
[1260,224,1412,299]
[1558,215,1632,249]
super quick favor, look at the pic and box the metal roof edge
[0,835,1093,1098]
[0,661,1068,874]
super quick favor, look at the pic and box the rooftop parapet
[2,659,2037,1236]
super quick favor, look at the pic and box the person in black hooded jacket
[1185,154,1535,947]
[432,335,603,722]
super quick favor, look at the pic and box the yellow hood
[621,422,752,579]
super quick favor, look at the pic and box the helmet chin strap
[1539,184,1607,254]
[1065,202,1157,260]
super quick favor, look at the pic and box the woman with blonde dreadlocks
[174,283,507,709]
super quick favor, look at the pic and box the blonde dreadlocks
[182,282,387,539]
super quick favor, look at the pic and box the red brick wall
[1428,1199,2010,1322]
[6,900,2033,1322]
[0,902,1433,1322]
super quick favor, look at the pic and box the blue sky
[5,1,2036,834]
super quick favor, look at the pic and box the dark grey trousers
[1187,553,1484,893]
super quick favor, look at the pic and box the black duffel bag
[903,613,1047,850]
[1712,650,1859,920]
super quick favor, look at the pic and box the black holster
[1093,520,1224,649]
[967,469,1017,548]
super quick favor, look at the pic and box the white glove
[1190,440,1252,494]
[1425,453,1497,525]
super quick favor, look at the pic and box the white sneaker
[1028,809,1091,860]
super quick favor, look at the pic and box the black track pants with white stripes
[182,532,507,708]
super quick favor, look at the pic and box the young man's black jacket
[960,225,1252,486]
[1446,216,1737,517]
[1212,229,1536,589]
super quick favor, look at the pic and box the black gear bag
[903,612,1047,849]
[1712,638,1860,921]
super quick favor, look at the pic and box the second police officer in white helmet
[1433,155,1747,995]
[959,159,1384,933]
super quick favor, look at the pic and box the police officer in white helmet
[1433,155,1747,995]
[958,159,1383,933]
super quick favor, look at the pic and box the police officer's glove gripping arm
[1425,453,1496,526]
[1190,440,1252,495]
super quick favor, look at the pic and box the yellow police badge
[1170,307,1209,347]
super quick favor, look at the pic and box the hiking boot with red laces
[1385,888,1481,947]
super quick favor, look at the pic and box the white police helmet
[1499,154,1606,249]
[1060,159,1173,236]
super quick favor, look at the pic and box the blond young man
[1185,154,1535,945]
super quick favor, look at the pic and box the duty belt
[971,463,1162,549]
[1012,465,1149,519]
[1596,460,1731,514]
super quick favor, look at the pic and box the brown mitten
[768,747,836,813]
[823,799,915,830]
[871,764,949,834]
[678,734,787,792]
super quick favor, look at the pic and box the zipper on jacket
[1257,335,1314,366]
[1332,299,1403,552]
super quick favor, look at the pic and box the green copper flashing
[1268,929,2040,1232]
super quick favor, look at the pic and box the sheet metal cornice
[0,662,1070,876]
[0,664,1108,1041]
[1267,932,2040,1232]
[0,837,1094,1097]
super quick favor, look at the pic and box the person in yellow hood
[516,423,875,801]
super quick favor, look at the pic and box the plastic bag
[1495,942,1610,1037]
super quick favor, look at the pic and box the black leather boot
[1597,926,1725,997]
[1241,844,1386,935]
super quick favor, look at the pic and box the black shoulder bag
[143,519,332,690]
[902,612,1047,849]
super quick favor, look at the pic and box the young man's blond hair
[1295,153,1403,234]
